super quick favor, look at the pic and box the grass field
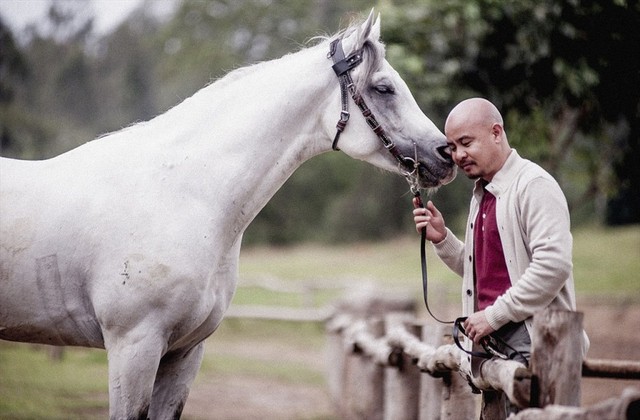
[0,225,638,418]
[236,224,640,301]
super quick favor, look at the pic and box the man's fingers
[426,200,440,216]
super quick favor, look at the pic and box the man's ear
[492,123,505,142]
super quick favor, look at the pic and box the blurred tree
[148,0,372,114]
[4,0,100,157]
[461,0,639,224]
[0,16,29,156]
[380,0,639,225]
[97,14,160,129]
[0,18,27,105]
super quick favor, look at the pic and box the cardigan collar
[473,149,524,198]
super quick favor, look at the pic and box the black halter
[327,38,418,176]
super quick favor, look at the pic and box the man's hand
[412,199,447,244]
[463,311,495,344]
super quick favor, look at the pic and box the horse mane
[356,37,385,93]
[95,20,384,142]
[211,64,261,89]
[217,18,385,94]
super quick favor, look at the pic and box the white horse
[0,13,455,419]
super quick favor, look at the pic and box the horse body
[1,14,454,419]
[1,47,324,347]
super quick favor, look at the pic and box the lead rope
[405,142,454,326]
[412,187,455,326]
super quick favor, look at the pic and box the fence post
[530,309,583,408]
[384,313,421,420]
[327,294,416,419]
[419,323,445,420]
[326,314,351,416]
[438,327,478,419]
[343,317,385,419]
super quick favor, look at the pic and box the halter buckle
[330,39,363,77]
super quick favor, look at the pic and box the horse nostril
[436,145,452,162]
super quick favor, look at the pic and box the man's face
[444,118,503,181]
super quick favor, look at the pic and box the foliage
[379,0,640,224]
[1,0,637,245]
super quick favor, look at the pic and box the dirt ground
[181,299,640,419]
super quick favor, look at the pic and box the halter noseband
[327,38,418,177]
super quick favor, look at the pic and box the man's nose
[452,148,466,162]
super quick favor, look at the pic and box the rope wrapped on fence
[343,319,392,366]
[386,323,460,373]
[474,357,531,408]
[331,310,532,417]
[385,316,531,408]
[326,304,639,420]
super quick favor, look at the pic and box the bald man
[413,98,588,387]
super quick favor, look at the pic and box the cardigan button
[466,289,473,296]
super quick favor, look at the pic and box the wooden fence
[225,276,415,323]
[326,299,640,420]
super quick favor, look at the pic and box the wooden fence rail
[512,387,640,420]
[326,302,640,420]
[583,358,640,380]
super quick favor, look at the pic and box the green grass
[237,225,640,305]
[0,344,109,419]
[237,235,463,307]
[200,353,325,385]
[1,225,638,418]
[239,237,437,285]
[572,225,640,298]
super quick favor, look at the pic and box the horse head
[325,11,456,189]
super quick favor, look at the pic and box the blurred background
[1,0,638,244]
[0,1,639,418]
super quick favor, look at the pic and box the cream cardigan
[433,150,589,355]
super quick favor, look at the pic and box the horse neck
[144,43,337,237]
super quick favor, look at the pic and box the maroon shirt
[474,186,511,310]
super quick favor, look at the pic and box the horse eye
[374,84,394,95]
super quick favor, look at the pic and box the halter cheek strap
[327,38,417,177]
[327,39,362,151]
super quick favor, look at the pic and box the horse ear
[342,9,379,54]
[360,9,377,41]
[370,12,381,42]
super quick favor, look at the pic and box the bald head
[445,98,503,133]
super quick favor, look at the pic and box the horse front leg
[105,331,164,420]
[149,342,205,420]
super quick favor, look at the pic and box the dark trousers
[477,321,531,419]
[492,320,531,365]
